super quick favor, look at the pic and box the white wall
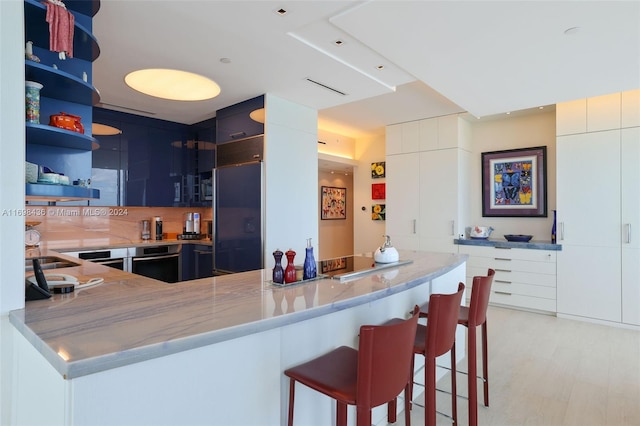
[466,111,557,239]
[1,1,26,424]
[264,94,319,268]
[353,133,387,255]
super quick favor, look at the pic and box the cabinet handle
[451,220,455,236]
[494,258,512,261]
[494,247,512,250]
[626,223,632,244]
[495,280,512,284]
[494,291,512,296]
[229,131,246,139]
[413,219,416,234]
[560,222,565,240]
[495,268,512,273]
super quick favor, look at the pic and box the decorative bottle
[272,249,284,284]
[303,238,317,280]
[284,249,297,284]
[551,210,557,244]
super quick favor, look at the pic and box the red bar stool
[419,269,495,426]
[284,307,420,426]
[411,283,465,426]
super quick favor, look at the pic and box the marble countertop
[11,249,466,380]
[454,238,562,251]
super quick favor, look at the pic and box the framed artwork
[321,186,346,220]
[372,183,386,200]
[321,257,347,273]
[481,146,547,217]
[372,204,386,220]
[371,161,385,179]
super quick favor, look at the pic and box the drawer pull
[494,247,512,250]
[495,280,512,284]
[494,291,512,296]
[494,257,512,261]
[495,268,512,273]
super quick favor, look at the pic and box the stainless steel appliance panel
[64,248,129,271]
[130,245,181,283]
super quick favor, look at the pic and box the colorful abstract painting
[321,186,346,220]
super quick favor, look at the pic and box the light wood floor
[389,305,640,426]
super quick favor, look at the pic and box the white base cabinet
[459,245,557,313]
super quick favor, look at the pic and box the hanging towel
[45,1,74,58]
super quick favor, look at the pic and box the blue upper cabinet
[216,95,265,144]
[24,0,101,203]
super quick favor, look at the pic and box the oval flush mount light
[125,69,221,101]
[92,123,122,135]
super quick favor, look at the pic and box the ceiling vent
[97,102,157,115]
[305,78,347,96]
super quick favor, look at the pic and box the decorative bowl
[504,234,533,242]
[470,226,494,238]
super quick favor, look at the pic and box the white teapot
[374,235,400,263]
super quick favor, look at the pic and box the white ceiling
[93,1,640,139]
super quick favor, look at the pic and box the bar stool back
[284,307,420,426]
[412,283,465,426]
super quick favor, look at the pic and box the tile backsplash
[24,206,212,249]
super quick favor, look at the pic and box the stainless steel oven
[130,245,181,283]
[64,248,129,271]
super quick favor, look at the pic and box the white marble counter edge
[48,239,212,253]
[10,255,467,379]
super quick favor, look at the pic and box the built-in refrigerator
[212,135,264,274]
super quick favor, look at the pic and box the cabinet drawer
[467,256,556,275]
[492,281,556,299]
[459,245,556,262]
[489,291,557,313]
[467,265,556,287]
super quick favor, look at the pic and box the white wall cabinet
[386,115,470,254]
[459,245,557,313]
[556,90,640,325]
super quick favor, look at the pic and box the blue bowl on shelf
[504,234,533,242]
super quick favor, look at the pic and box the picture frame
[321,186,346,220]
[371,161,385,179]
[371,183,385,200]
[320,257,347,273]
[481,146,547,217]
[371,204,386,221]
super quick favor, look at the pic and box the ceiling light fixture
[275,8,287,16]
[125,69,221,101]
[249,108,265,123]
[92,123,122,135]
[334,40,344,46]
[376,65,384,70]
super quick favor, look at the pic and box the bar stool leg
[288,379,295,426]
[482,321,489,407]
[468,326,478,426]
[450,343,457,426]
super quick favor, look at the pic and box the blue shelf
[26,183,100,201]
[26,61,100,105]
[26,123,99,151]
[24,0,100,62]
[65,0,100,17]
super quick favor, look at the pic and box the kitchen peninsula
[10,249,466,426]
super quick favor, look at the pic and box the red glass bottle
[284,248,297,284]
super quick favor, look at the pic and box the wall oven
[130,245,181,283]
[63,248,129,271]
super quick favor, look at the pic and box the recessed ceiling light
[220,58,231,64]
[125,69,221,101]
[506,112,511,115]
[539,106,544,110]
[275,8,287,16]
[334,40,345,46]
[376,65,384,70]
[92,123,122,135]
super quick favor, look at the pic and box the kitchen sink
[25,256,81,272]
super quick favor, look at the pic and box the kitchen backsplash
[24,206,211,249]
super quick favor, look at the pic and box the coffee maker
[180,212,201,240]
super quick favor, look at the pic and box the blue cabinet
[216,95,264,143]
[92,107,195,207]
[24,0,101,203]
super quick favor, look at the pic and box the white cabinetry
[556,90,640,325]
[386,115,471,254]
[459,245,557,313]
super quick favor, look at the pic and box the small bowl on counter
[504,234,533,242]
